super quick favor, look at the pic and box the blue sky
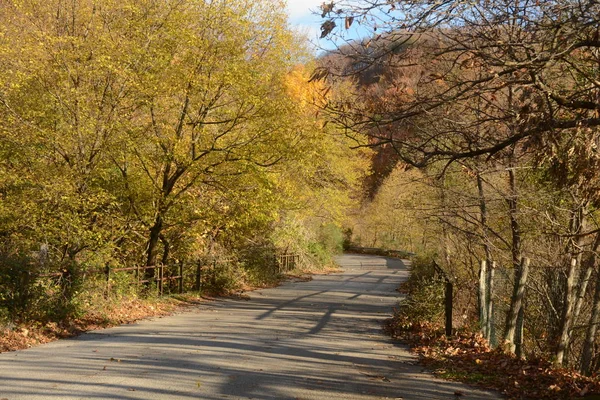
[286,1,370,52]
[286,1,325,48]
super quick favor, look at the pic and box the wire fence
[486,263,571,358]
[8,253,300,301]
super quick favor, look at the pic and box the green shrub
[307,223,345,266]
[397,254,445,327]
[407,254,438,286]
[318,223,345,255]
[239,245,279,286]
[0,253,44,322]
[398,278,445,325]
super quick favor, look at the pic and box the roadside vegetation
[316,0,600,397]
[0,0,368,349]
[5,0,600,397]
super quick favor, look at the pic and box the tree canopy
[0,0,367,283]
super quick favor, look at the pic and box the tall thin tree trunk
[145,214,163,280]
[488,261,496,346]
[477,173,493,341]
[503,165,524,353]
[479,260,488,337]
[556,257,579,365]
[515,300,525,358]
[504,257,530,354]
[582,267,600,375]
[574,233,600,324]
[507,167,521,277]
[556,205,587,366]
[160,234,170,266]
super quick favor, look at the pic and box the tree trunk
[145,214,163,280]
[487,261,496,346]
[504,257,530,354]
[160,234,170,266]
[574,233,600,324]
[477,173,493,341]
[479,260,489,337]
[439,176,452,269]
[507,167,521,275]
[581,267,600,375]
[556,257,578,365]
[503,165,525,354]
[515,300,525,358]
[556,205,587,366]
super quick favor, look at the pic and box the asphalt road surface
[0,254,501,400]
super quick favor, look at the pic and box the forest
[0,0,367,334]
[3,0,600,392]
[316,0,600,380]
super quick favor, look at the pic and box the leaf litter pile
[385,314,600,400]
[0,271,315,354]
[0,296,198,353]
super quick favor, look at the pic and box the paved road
[0,254,501,400]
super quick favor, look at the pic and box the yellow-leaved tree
[0,0,306,272]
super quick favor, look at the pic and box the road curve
[0,254,500,400]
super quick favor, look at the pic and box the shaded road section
[0,254,500,399]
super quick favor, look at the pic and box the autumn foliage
[0,1,368,329]
[387,314,600,400]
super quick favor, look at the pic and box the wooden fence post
[135,264,140,288]
[158,264,164,296]
[445,277,453,337]
[195,262,202,292]
[104,263,111,298]
[211,259,216,286]
[20,270,30,312]
[179,261,184,294]
[433,260,453,337]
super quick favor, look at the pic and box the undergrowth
[388,256,600,400]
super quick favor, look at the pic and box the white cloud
[286,0,323,24]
